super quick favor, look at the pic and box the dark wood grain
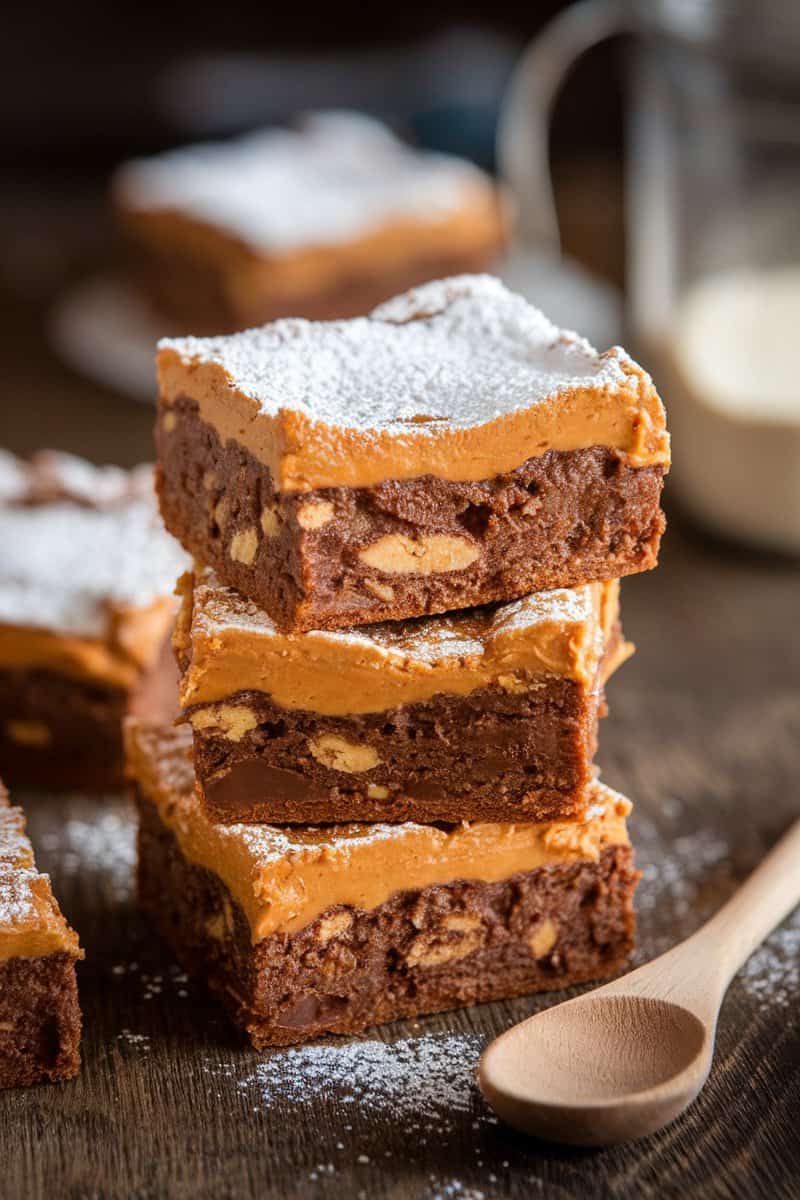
[1,181,799,1200]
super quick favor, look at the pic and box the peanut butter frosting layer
[0,451,187,687]
[158,276,670,493]
[0,783,82,961]
[177,569,630,716]
[126,721,631,944]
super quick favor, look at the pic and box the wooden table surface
[0,180,799,1199]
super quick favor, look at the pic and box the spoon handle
[686,817,800,990]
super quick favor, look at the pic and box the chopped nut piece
[161,410,177,433]
[528,918,558,958]
[296,500,334,530]
[316,911,353,944]
[358,533,480,575]
[443,913,483,934]
[5,719,51,748]
[405,922,484,968]
[205,896,235,941]
[308,734,380,773]
[229,526,258,565]
[367,784,389,800]
[364,579,395,603]
[497,673,529,694]
[260,505,280,537]
[190,704,258,742]
[213,497,230,529]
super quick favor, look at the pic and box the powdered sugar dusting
[39,810,136,904]
[0,452,187,637]
[0,792,39,929]
[160,275,633,432]
[196,565,598,665]
[739,910,800,1009]
[0,867,43,929]
[0,791,70,941]
[117,111,493,252]
[239,1032,485,1133]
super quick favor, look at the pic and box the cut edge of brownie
[0,953,82,1088]
[136,794,639,1049]
[189,676,601,826]
[156,397,666,632]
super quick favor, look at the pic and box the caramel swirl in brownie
[0,783,81,961]
[125,721,631,943]
[158,276,669,493]
[0,451,187,689]
[176,569,630,716]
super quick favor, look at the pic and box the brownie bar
[128,721,638,1049]
[116,112,507,334]
[157,276,669,632]
[0,450,185,790]
[178,570,631,825]
[0,635,176,790]
[0,782,82,1087]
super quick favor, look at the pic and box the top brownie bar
[156,275,670,632]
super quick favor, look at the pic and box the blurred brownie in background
[113,111,509,333]
[0,451,187,790]
[0,780,82,1087]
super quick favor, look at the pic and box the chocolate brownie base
[0,643,178,791]
[190,676,603,826]
[0,953,82,1087]
[136,797,638,1049]
[0,668,129,790]
[156,397,666,632]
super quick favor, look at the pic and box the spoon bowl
[478,816,800,1146]
[479,994,711,1146]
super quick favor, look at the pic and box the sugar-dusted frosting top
[0,451,187,640]
[126,720,631,943]
[0,783,82,961]
[158,276,670,492]
[176,568,628,716]
[116,111,496,252]
[162,276,631,431]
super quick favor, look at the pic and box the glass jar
[500,0,800,551]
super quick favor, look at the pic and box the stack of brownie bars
[127,274,670,1048]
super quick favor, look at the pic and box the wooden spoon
[479,818,800,1147]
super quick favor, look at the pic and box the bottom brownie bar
[127,721,639,1049]
[0,782,82,1087]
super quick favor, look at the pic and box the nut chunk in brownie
[0,781,83,1087]
[114,111,508,333]
[127,721,639,1049]
[176,569,632,825]
[156,275,670,632]
[0,450,187,790]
